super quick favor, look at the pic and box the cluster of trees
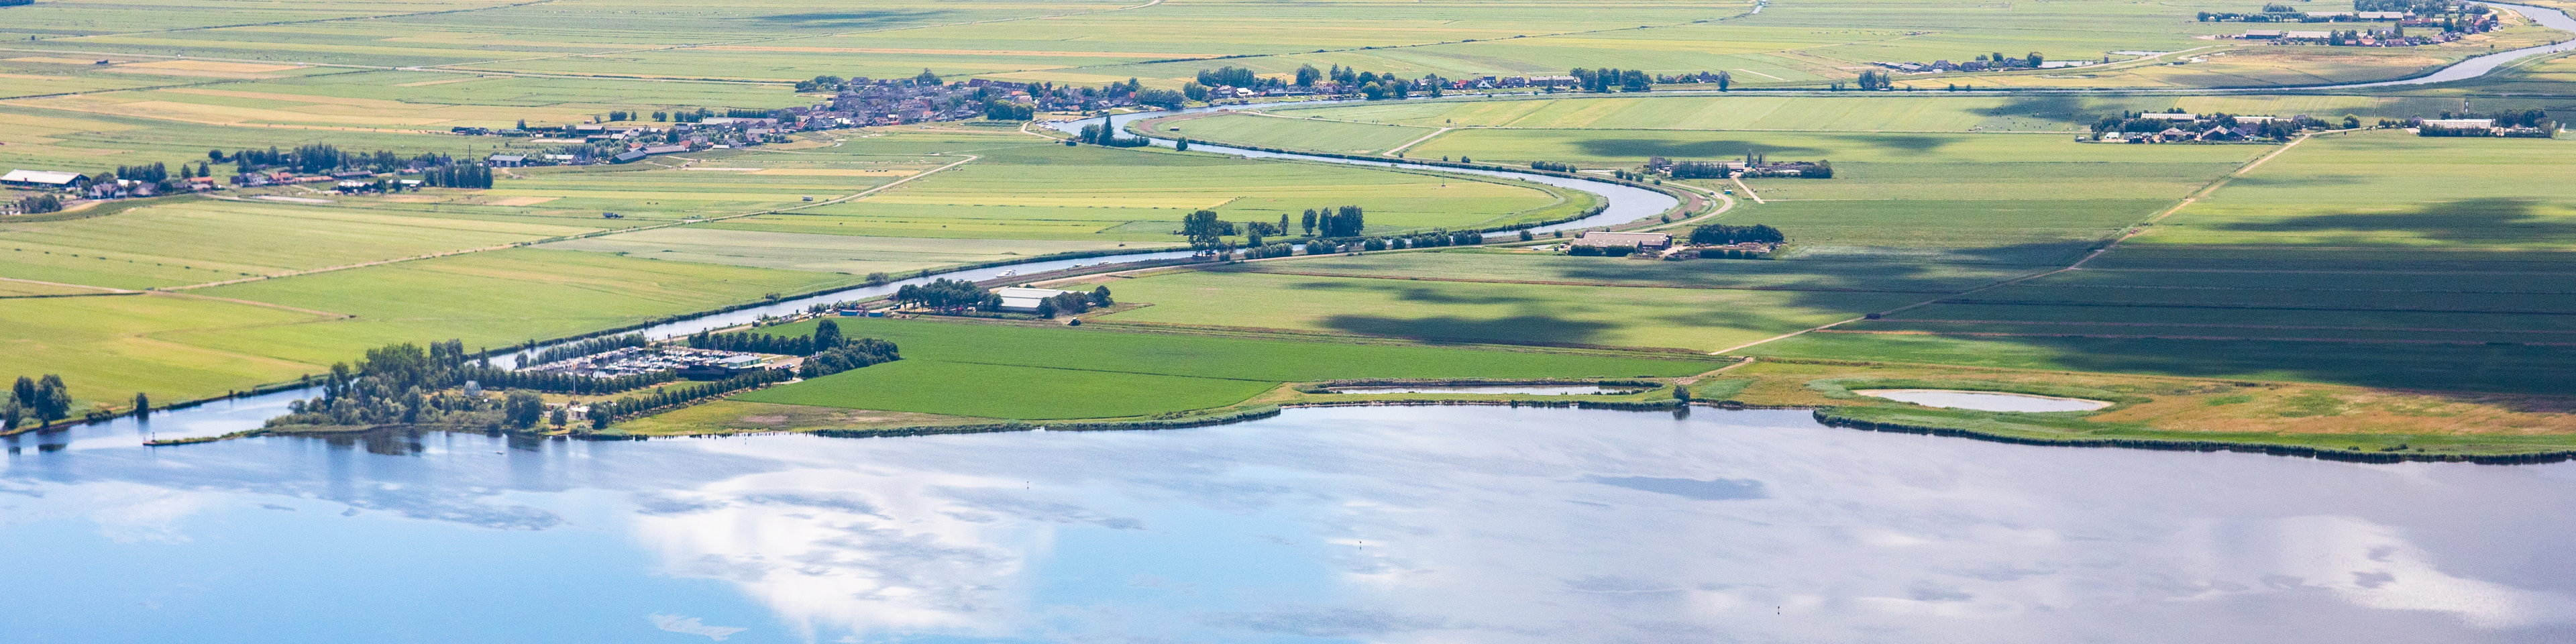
[1181,209,1239,250]
[3,375,74,431]
[13,193,61,215]
[270,341,500,428]
[1567,245,1633,257]
[1034,287,1113,318]
[983,99,1036,121]
[894,278,1000,311]
[527,333,647,366]
[1668,161,1731,179]
[1570,68,1652,93]
[1195,66,1266,88]
[1301,205,1366,237]
[1076,123,1152,147]
[2445,109,2556,129]
[588,368,790,426]
[1689,223,1787,245]
[1529,161,1579,173]
[799,337,901,378]
[217,145,450,175]
[419,163,495,189]
[794,74,848,92]
[1853,70,1895,91]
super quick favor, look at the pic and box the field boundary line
[1387,127,1452,155]
[1731,177,1764,203]
[153,290,354,319]
[0,276,138,294]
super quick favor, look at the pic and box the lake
[5,406,2573,643]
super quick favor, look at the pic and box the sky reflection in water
[4,407,2575,643]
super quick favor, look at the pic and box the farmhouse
[1,169,88,188]
[1570,231,1672,250]
[486,154,527,167]
[994,286,1075,313]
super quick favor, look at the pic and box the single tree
[504,390,544,429]
[132,392,150,419]
[549,407,570,427]
[589,405,612,429]
[1181,209,1233,250]
[812,319,843,352]
[1090,285,1114,306]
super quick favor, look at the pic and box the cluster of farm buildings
[2222,10,2498,46]
[1560,231,1777,259]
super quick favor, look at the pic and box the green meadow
[1774,131,2576,394]
[735,317,1723,419]
[0,294,336,407]
[1093,263,1925,351]
[174,248,860,366]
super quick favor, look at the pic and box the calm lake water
[5,406,2575,643]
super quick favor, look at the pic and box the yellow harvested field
[749,168,916,176]
[392,76,494,87]
[160,87,416,109]
[692,46,1212,58]
[121,60,307,73]
[487,197,561,206]
[98,67,289,79]
[6,56,117,65]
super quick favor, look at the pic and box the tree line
[1570,68,1652,93]
[527,333,647,366]
[894,278,1000,311]
[800,337,902,378]
[588,368,790,427]
[1075,123,1152,147]
[1688,223,1786,245]
[419,163,495,189]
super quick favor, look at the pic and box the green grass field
[733,316,1723,418]
[174,248,860,366]
[0,293,335,408]
[1093,263,1925,351]
[1150,114,1441,154]
[0,196,603,289]
[1756,131,2576,394]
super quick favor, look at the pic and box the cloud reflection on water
[5,408,2576,643]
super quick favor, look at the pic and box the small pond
[1327,384,1648,395]
[1856,388,2114,413]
